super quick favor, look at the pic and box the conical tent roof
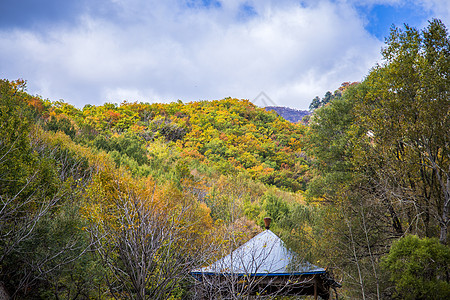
[192,230,325,276]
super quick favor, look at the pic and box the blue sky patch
[237,2,258,21]
[185,0,222,9]
[357,3,431,40]
[0,0,85,29]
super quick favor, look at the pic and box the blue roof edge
[190,270,326,277]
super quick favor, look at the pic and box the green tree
[304,83,366,201]
[381,235,450,299]
[0,80,101,298]
[309,96,321,111]
[355,19,450,244]
[45,115,76,139]
[0,79,33,195]
[263,193,289,223]
[304,19,450,299]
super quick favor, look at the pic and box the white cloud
[418,0,450,24]
[0,0,421,109]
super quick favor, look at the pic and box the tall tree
[304,20,450,298]
[84,169,213,300]
[355,19,450,244]
[0,80,98,299]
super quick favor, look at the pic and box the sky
[0,0,449,110]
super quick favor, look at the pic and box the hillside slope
[47,98,310,192]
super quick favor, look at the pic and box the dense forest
[0,19,449,299]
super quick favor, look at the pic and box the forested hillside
[0,79,314,299]
[0,19,449,300]
[49,97,309,192]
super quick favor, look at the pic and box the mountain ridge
[264,106,310,123]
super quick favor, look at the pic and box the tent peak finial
[264,217,272,230]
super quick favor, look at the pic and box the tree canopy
[304,19,450,299]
